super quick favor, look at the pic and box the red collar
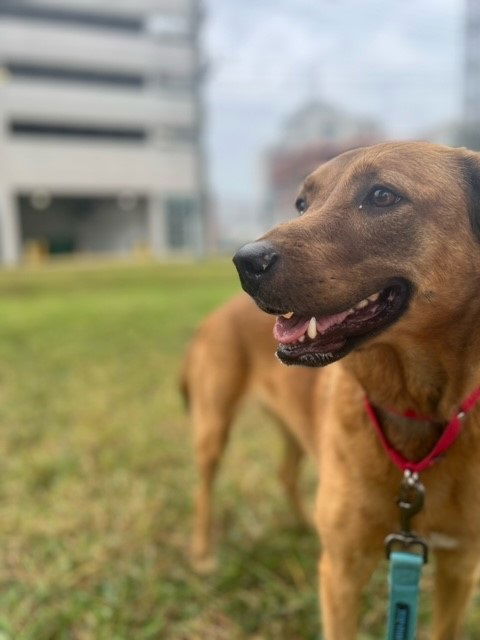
[364,387,480,473]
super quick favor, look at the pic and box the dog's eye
[366,187,402,208]
[295,197,308,214]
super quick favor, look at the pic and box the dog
[233,141,480,639]
[181,293,318,571]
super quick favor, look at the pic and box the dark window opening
[10,120,147,142]
[19,194,149,256]
[6,62,144,88]
[5,63,193,93]
[166,198,197,249]
[0,3,143,32]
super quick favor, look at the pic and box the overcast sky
[204,0,463,204]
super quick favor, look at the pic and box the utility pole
[191,0,211,256]
[463,0,480,148]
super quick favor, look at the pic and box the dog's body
[231,141,480,639]
[182,293,319,569]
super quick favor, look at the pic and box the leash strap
[387,551,423,640]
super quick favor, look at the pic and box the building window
[166,198,197,249]
[4,63,193,94]
[10,120,147,142]
[0,4,143,33]
[5,62,144,88]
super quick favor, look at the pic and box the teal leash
[387,551,423,640]
[385,470,429,640]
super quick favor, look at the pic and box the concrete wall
[0,19,195,76]
[2,82,195,129]
[0,189,20,265]
[0,138,198,194]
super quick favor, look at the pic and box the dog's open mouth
[273,279,412,367]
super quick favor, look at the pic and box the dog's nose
[233,241,279,294]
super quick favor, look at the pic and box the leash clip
[385,532,429,563]
[398,470,424,532]
[385,470,429,563]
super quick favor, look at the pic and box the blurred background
[0,1,479,639]
[0,0,478,264]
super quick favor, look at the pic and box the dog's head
[233,141,480,367]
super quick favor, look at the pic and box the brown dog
[181,293,318,570]
[233,141,480,639]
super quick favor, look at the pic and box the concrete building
[281,101,380,151]
[0,0,208,264]
[264,101,382,227]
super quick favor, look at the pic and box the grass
[0,257,477,639]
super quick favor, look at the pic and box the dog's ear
[461,149,480,240]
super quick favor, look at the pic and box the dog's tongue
[274,316,310,343]
[274,310,352,344]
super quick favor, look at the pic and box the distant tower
[465,0,480,126]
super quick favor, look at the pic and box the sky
[204,0,463,205]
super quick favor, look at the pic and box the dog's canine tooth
[368,293,379,302]
[307,317,317,339]
[356,299,369,310]
[282,311,294,319]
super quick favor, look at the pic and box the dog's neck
[345,312,480,461]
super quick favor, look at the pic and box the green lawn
[0,258,477,639]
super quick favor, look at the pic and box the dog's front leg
[318,543,380,640]
[432,547,480,640]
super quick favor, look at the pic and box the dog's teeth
[307,317,317,339]
[282,311,294,319]
[356,299,369,310]
[299,335,305,343]
[368,293,379,302]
